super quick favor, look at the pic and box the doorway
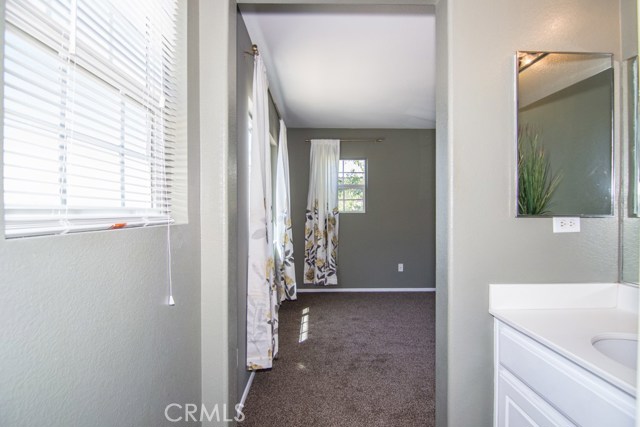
[232,2,443,425]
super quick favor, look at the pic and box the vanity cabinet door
[494,321,636,427]
[496,321,635,427]
[497,367,575,427]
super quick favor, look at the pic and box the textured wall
[0,3,202,426]
[444,0,621,426]
[288,128,436,290]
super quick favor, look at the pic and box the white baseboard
[239,371,255,410]
[297,287,436,293]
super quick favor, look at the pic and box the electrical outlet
[553,217,580,233]
[398,263,404,272]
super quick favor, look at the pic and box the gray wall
[1,2,202,426]
[519,69,614,215]
[288,128,436,289]
[443,1,621,426]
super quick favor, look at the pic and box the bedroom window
[3,0,186,238]
[338,159,366,213]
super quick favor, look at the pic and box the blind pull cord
[167,220,175,306]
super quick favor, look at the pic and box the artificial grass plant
[517,126,562,215]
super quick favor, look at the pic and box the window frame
[338,158,367,214]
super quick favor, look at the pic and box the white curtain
[274,119,297,302]
[246,54,278,370]
[304,140,340,286]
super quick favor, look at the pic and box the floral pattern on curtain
[246,54,278,370]
[303,140,340,286]
[274,119,297,302]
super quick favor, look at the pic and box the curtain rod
[244,44,259,56]
[305,138,385,143]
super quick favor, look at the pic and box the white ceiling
[239,4,436,129]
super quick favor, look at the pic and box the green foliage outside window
[338,159,366,213]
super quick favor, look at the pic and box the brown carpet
[240,292,435,427]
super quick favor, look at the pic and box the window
[338,159,366,213]
[3,0,185,238]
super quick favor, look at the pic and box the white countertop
[490,283,638,397]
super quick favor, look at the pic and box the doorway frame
[198,1,449,426]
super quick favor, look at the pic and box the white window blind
[3,0,183,238]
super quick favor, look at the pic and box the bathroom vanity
[490,283,637,427]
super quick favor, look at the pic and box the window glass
[338,159,366,213]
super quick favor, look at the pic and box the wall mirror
[516,51,614,217]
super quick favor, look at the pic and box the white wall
[444,1,621,426]
[0,3,203,427]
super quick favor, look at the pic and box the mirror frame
[629,56,639,218]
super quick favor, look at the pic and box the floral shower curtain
[246,54,278,370]
[304,139,340,286]
[274,119,297,302]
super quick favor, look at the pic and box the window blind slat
[4,0,182,238]
[5,0,72,51]
[71,0,173,106]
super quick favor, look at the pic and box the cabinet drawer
[497,366,575,427]
[497,322,635,427]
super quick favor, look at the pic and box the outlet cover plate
[553,217,580,233]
